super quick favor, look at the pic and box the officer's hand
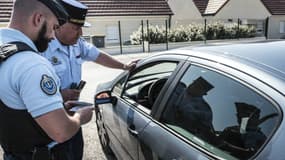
[63,100,76,115]
[60,89,81,102]
[64,100,79,110]
[123,59,140,71]
[95,93,110,99]
[75,107,94,125]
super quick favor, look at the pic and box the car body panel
[114,99,151,160]
[139,122,212,160]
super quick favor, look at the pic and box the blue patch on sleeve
[40,74,57,95]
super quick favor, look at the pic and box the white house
[0,0,173,47]
[81,0,173,46]
[1,0,285,42]
[167,0,285,38]
[261,0,285,39]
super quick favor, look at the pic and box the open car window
[121,62,178,112]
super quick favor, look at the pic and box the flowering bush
[130,22,256,44]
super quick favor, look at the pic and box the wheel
[95,107,113,155]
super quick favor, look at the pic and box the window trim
[117,58,185,115]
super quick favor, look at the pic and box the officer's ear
[31,12,45,28]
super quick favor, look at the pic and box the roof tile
[81,0,173,16]
[0,0,172,22]
[193,0,209,14]
[261,0,285,15]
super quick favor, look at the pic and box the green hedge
[130,22,256,45]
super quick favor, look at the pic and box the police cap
[38,0,68,26]
[61,0,91,27]
[187,77,214,96]
[235,102,260,118]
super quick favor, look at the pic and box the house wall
[0,23,7,28]
[83,16,169,46]
[0,16,169,47]
[167,0,271,33]
[167,0,203,26]
[268,15,285,39]
[167,0,271,37]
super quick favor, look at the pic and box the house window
[279,21,285,33]
[106,26,119,43]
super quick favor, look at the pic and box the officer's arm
[35,107,93,143]
[95,51,138,70]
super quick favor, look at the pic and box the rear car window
[161,65,279,159]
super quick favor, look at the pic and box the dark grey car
[94,41,285,160]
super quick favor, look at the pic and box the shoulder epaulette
[0,42,35,62]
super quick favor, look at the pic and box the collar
[49,38,64,53]
[49,38,79,54]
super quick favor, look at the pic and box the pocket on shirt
[75,57,84,65]
[53,64,66,78]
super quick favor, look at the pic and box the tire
[95,106,114,155]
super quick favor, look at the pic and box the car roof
[163,41,285,79]
[192,41,285,76]
[154,41,285,96]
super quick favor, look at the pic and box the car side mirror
[95,91,117,106]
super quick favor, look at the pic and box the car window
[113,75,127,96]
[121,62,178,112]
[161,65,279,160]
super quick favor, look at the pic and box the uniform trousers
[2,128,83,160]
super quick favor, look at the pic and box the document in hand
[69,101,93,112]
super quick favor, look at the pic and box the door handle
[128,124,138,137]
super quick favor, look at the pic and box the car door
[109,55,187,160]
[137,60,281,160]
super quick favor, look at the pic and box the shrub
[129,22,256,44]
[130,26,143,45]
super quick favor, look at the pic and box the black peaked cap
[60,0,89,26]
[38,0,68,26]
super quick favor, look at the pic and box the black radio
[70,80,86,90]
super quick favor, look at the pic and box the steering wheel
[137,83,153,108]
[148,78,168,106]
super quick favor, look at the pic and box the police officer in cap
[42,0,138,159]
[0,0,94,159]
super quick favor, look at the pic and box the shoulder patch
[40,74,57,95]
